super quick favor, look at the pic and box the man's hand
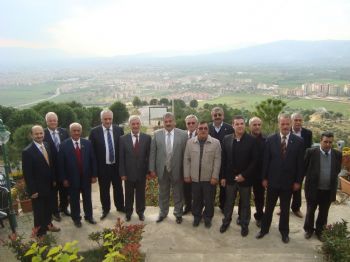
[220,179,226,187]
[292,183,300,192]
[91,177,97,184]
[262,179,268,189]
[235,174,245,183]
[184,177,191,183]
[121,176,127,181]
[63,180,69,187]
[210,177,218,185]
[31,192,38,199]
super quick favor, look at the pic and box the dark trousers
[253,180,265,220]
[125,180,146,216]
[219,185,226,210]
[69,186,92,222]
[291,184,302,212]
[52,182,69,214]
[183,182,192,210]
[192,181,215,222]
[261,187,292,236]
[304,190,332,234]
[32,196,52,236]
[223,184,251,227]
[99,164,124,212]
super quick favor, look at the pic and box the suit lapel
[32,142,49,167]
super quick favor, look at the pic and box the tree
[0,105,17,125]
[189,99,198,108]
[87,106,102,128]
[7,109,43,133]
[149,98,158,105]
[38,103,77,129]
[73,107,92,135]
[9,124,33,162]
[132,96,142,107]
[159,98,170,106]
[109,101,129,125]
[254,98,286,134]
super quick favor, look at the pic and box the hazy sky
[1,0,350,57]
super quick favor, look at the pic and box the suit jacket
[89,124,124,177]
[44,127,69,178]
[119,132,151,182]
[149,128,188,180]
[262,133,304,190]
[22,142,54,197]
[301,127,313,150]
[221,132,258,186]
[209,122,234,146]
[304,147,342,202]
[58,138,97,189]
[252,133,266,181]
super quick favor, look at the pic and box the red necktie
[74,142,83,176]
[133,135,140,155]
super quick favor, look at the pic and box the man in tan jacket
[184,121,221,228]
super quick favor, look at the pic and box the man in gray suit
[149,112,188,224]
[119,115,151,222]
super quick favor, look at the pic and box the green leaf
[24,248,36,256]
[39,246,48,255]
[47,246,61,257]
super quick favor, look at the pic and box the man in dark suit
[183,114,199,215]
[59,123,97,227]
[89,109,125,220]
[304,131,342,241]
[22,125,60,237]
[208,107,234,211]
[220,116,258,236]
[290,112,313,218]
[119,115,151,222]
[44,112,70,221]
[256,113,304,243]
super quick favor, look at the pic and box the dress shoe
[74,220,82,228]
[220,224,229,233]
[52,213,61,222]
[156,216,166,223]
[204,220,212,229]
[61,209,71,216]
[241,226,249,237]
[47,224,61,232]
[255,219,262,228]
[316,232,324,242]
[193,219,200,227]
[176,216,183,224]
[236,217,241,225]
[85,218,97,224]
[138,214,145,221]
[100,211,109,220]
[126,215,131,222]
[282,235,290,243]
[304,231,313,239]
[256,231,266,239]
[292,210,303,218]
[183,207,191,215]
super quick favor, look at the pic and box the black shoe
[220,224,229,233]
[85,217,97,224]
[126,215,131,222]
[256,231,266,239]
[156,216,166,223]
[241,226,249,237]
[117,207,126,213]
[52,213,61,222]
[304,231,313,239]
[316,232,324,242]
[138,214,145,221]
[176,216,183,224]
[282,235,290,244]
[74,220,82,228]
[204,220,212,229]
[183,207,191,215]
[236,217,241,226]
[100,211,109,220]
[61,209,71,216]
[193,219,200,227]
[255,219,262,228]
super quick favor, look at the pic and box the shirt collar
[34,141,44,148]
[48,128,58,134]
[280,132,290,140]
[320,146,332,156]
[164,129,174,136]
[102,125,113,132]
[71,138,81,145]
[131,132,140,137]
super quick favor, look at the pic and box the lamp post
[0,119,17,232]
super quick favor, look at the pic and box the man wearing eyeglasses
[208,107,234,212]
[184,121,221,228]
[183,114,199,215]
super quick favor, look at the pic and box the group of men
[22,107,342,244]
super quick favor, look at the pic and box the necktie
[325,151,329,156]
[281,136,287,158]
[75,142,83,176]
[52,131,60,151]
[133,134,140,154]
[40,145,50,166]
[107,128,115,163]
[166,132,172,172]
[189,132,193,139]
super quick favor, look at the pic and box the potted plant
[11,187,19,215]
[339,147,350,195]
[15,181,32,213]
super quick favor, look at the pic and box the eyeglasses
[186,122,196,125]
[213,113,222,117]
[198,127,208,131]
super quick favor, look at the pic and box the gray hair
[277,113,291,122]
[69,122,82,131]
[163,112,175,121]
[248,116,262,126]
[100,109,113,119]
[291,112,303,120]
[211,107,223,114]
[185,114,198,123]
[128,115,141,124]
[45,112,58,122]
